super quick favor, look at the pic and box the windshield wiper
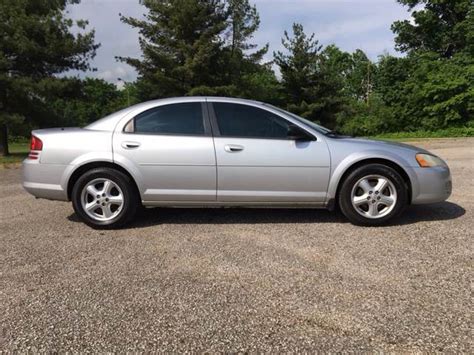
[325,130,353,138]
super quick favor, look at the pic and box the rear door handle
[224,144,244,153]
[122,141,141,149]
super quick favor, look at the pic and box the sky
[66,0,413,86]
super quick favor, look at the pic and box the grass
[0,141,29,166]
[371,127,474,141]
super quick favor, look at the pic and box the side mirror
[287,125,315,141]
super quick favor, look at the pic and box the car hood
[331,137,431,155]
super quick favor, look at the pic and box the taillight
[28,135,43,159]
[30,135,43,151]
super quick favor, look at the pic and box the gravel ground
[0,138,472,352]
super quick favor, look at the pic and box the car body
[22,97,452,228]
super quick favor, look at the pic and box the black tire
[71,168,139,229]
[338,164,408,226]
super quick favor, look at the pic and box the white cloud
[64,0,413,82]
[310,16,399,42]
[96,65,136,85]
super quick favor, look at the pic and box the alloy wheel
[350,174,397,219]
[80,178,124,221]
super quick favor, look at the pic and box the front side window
[213,103,291,139]
[133,102,205,135]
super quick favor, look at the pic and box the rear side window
[213,103,290,139]
[133,102,205,135]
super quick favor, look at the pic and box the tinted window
[134,103,205,135]
[213,103,291,139]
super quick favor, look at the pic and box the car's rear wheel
[338,164,408,226]
[72,168,138,229]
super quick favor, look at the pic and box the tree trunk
[0,124,9,156]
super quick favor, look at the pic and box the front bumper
[411,166,452,204]
[22,159,69,201]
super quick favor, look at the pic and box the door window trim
[122,102,213,137]
[206,101,316,141]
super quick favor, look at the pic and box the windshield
[264,104,332,135]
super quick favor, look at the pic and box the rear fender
[60,152,114,192]
[111,153,146,197]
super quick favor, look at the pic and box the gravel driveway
[0,138,472,352]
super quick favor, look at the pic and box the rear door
[113,101,216,202]
[209,101,331,203]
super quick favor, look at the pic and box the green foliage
[238,68,283,104]
[336,0,473,135]
[274,23,345,128]
[1,0,473,148]
[119,0,228,98]
[373,127,474,140]
[337,96,397,136]
[0,0,98,154]
[49,78,137,127]
[224,0,269,82]
[322,45,376,102]
[120,0,271,100]
[392,0,473,58]
[345,0,474,135]
[0,141,29,166]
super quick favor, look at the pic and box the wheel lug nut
[96,195,100,198]
[102,193,106,197]
[369,191,373,194]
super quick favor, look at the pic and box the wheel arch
[67,161,141,201]
[330,158,413,209]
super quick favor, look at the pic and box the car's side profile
[22,97,452,228]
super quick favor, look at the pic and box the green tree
[322,45,376,103]
[49,78,136,128]
[337,94,396,136]
[392,0,473,58]
[120,0,272,99]
[224,0,269,84]
[119,0,228,99]
[376,53,473,131]
[274,23,344,128]
[239,66,282,104]
[375,0,474,132]
[0,0,98,155]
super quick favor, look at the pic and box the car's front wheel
[338,164,408,226]
[72,168,139,229]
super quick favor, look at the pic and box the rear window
[133,103,205,135]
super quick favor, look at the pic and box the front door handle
[224,144,244,153]
[122,141,141,149]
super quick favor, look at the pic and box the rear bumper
[411,166,452,204]
[22,159,68,201]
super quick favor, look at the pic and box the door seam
[205,98,219,201]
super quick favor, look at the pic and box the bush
[372,126,474,139]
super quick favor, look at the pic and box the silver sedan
[22,97,452,228]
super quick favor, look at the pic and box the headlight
[416,153,446,168]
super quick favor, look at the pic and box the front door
[113,101,216,202]
[209,101,331,203]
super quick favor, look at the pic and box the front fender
[326,149,419,202]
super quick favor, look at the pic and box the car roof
[86,96,265,131]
